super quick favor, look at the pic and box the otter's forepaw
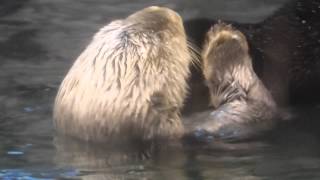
[191,128,215,143]
[184,126,241,144]
[192,124,243,142]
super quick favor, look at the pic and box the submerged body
[54,6,192,142]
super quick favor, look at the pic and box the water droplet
[21,144,33,150]
[61,169,79,177]
[138,165,144,170]
[206,135,214,142]
[23,107,34,112]
[7,151,24,155]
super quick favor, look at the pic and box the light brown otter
[53,6,193,142]
[194,22,278,140]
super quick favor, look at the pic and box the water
[1,0,320,179]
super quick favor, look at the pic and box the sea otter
[187,23,278,140]
[53,6,194,142]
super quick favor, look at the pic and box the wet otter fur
[53,6,193,142]
[194,23,278,140]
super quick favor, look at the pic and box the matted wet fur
[53,6,193,142]
[195,22,278,140]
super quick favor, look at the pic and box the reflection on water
[1,0,320,179]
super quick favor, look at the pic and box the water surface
[1,0,320,179]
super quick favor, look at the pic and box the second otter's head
[190,22,278,141]
[201,22,255,108]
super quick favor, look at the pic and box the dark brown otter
[191,23,278,140]
[53,6,193,142]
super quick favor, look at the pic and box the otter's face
[202,22,251,80]
[202,24,244,82]
[204,24,248,53]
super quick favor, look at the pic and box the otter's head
[201,22,254,108]
[127,6,185,39]
[190,23,278,141]
[54,6,193,141]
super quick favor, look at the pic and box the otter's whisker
[187,40,201,68]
